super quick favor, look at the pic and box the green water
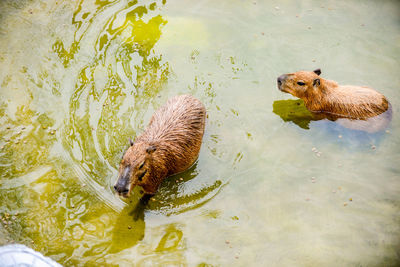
[0,0,399,265]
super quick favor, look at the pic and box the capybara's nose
[114,184,129,194]
[277,75,286,87]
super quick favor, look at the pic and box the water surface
[0,0,399,265]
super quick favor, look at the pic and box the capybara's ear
[313,69,321,76]
[146,146,156,154]
[129,138,134,146]
[313,78,320,87]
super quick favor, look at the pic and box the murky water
[0,0,399,265]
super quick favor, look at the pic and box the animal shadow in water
[108,197,150,254]
[272,99,328,130]
[131,194,152,220]
[272,99,391,148]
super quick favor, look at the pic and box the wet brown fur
[277,70,389,119]
[116,95,206,196]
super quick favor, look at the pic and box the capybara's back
[114,95,206,196]
[140,95,206,174]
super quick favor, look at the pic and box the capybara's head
[277,69,322,98]
[114,139,156,198]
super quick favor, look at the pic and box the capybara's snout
[113,180,129,195]
[114,166,131,196]
[277,74,287,89]
[114,183,129,195]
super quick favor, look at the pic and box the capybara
[114,95,206,197]
[277,69,390,119]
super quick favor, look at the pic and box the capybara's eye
[139,162,145,169]
[297,81,305,86]
[138,170,147,181]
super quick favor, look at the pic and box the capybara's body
[114,95,206,197]
[277,69,390,119]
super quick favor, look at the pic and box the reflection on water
[59,0,176,212]
[0,0,399,266]
[109,199,146,254]
[272,99,393,149]
[273,99,321,129]
[0,0,231,264]
[273,99,392,134]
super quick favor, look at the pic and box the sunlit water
[0,0,399,266]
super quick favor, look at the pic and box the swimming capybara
[277,69,390,119]
[114,95,206,197]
